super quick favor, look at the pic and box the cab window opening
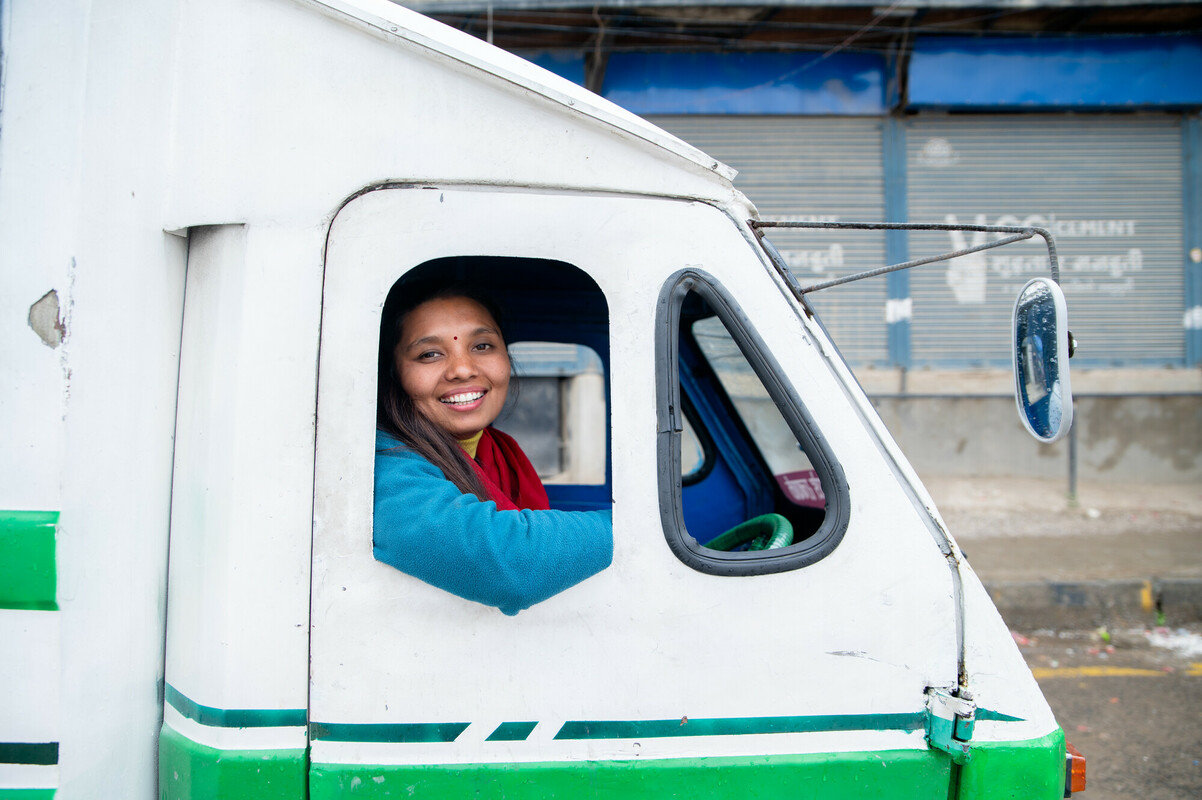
[370,255,614,616]
[379,256,611,511]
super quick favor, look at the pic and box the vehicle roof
[165,0,744,229]
[324,0,737,181]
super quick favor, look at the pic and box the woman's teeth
[441,391,484,406]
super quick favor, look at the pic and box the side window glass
[692,318,825,511]
[498,342,607,485]
[657,272,848,575]
[679,412,707,482]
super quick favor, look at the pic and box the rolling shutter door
[906,114,1184,368]
[651,116,889,366]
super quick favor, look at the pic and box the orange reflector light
[1065,741,1087,795]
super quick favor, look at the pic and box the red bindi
[453,336,458,340]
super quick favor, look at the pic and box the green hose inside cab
[705,513,794,552]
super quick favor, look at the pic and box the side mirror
[1013,277,1074,443]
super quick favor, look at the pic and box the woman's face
[394,295,510,440]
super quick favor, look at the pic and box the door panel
[309,186,958,794]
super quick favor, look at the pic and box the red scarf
[470,428,550,511]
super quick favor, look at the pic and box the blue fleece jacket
[373,431,613,615]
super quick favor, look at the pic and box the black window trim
[655,268,850,576]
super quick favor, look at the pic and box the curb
[983,578,1202,629]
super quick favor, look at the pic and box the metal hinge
[926,687,976,764]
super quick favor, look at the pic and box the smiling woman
[396,295,510,440]
[373,271,613,616]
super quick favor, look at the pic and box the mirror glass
[1012,277,1073,443]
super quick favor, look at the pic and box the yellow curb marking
[1032,666,1170,679]
[1188,663,1202,677]
[1140,580,1154,613]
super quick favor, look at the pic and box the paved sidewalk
[923,476,1202,628]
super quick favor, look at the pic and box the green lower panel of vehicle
[959,728,1067,800]
[159,726,1065,799]
[311,749,955,799]
[0,791,56,799]
[0,510,58,610]
[158,726,305,800]
[310,731,1068,799]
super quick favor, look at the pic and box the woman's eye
[417,350,441,361]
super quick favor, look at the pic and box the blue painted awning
[909,35,1202,109]
[599,51,888,115]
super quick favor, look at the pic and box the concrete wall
[865,369,1202,485]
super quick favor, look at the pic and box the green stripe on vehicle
[165,684,306,728]
[0,511,58,611]
[486,722,538,741]
[304,706,1022,745]
[0,743,58,765]
[310,749,955,799]
[0,791,56,799]
[959,728,1066,800]
[555,712,927,740]
[158,725,305,800]
[310,722,470,743]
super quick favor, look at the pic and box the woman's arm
[373,441,613,615]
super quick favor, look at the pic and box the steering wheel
[705,513,794,552]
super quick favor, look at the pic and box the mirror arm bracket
[750,221,1060,292]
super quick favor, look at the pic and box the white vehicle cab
[0,0,1078,798]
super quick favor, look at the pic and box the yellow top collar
[457,429,484,459]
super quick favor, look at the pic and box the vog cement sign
[943,213,1143,304]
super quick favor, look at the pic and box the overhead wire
[429,5,1140,55]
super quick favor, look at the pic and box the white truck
[1,0,1078,797]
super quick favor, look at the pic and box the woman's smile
[440,390,486,407]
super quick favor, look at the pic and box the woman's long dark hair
[377,277,506,501]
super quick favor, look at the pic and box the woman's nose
[445,348,477,379]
